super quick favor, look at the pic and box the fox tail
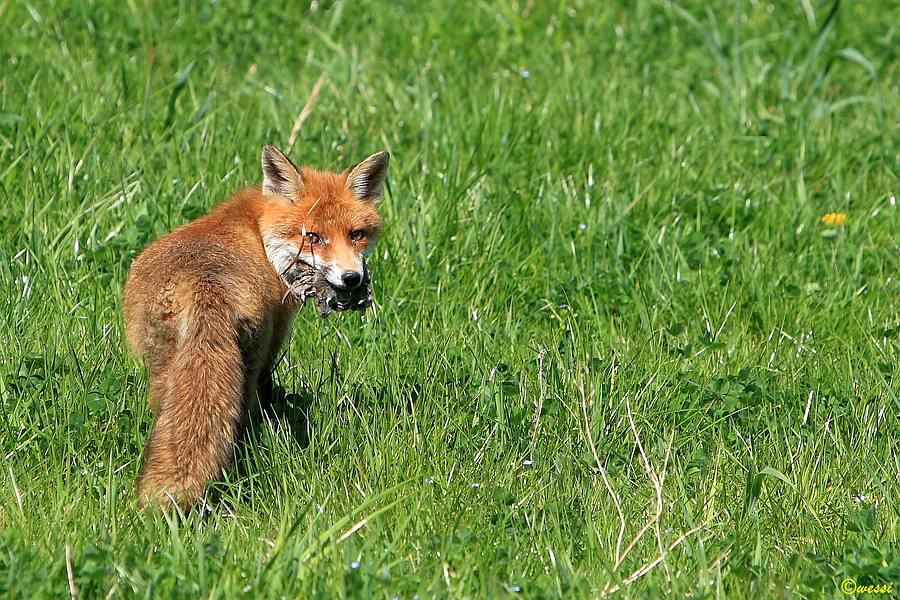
[137,287,244,510]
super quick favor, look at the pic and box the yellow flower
[821,212,848,226]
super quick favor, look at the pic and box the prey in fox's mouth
[281,257,374,316]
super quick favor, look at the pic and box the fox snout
[322,260,366,290]
[340,270,363,289]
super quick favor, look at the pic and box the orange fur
[124,146,388,510]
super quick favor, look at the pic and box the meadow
[0,0,898,597]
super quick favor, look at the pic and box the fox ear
[344,151,390,202]
[261,145,303,200]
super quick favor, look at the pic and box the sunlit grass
[0,0,897,597]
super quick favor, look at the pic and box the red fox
[124,145,389,510]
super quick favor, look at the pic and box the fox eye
[305,231,321,245]
[350,229,366,242]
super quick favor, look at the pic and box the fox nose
[341,270,362,289]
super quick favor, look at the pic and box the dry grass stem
[288,74,327,147]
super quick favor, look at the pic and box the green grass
[1,0,898,597]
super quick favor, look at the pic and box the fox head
[258,144,388,290]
